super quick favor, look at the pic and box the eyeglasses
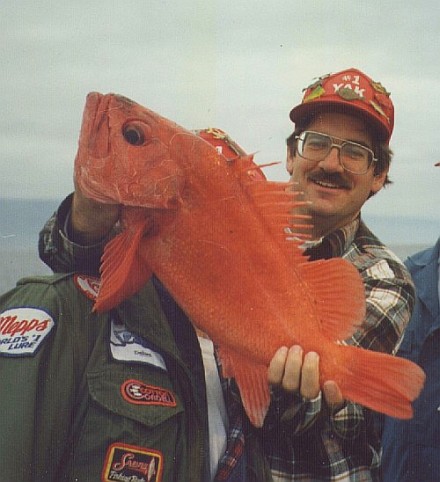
[295,131,377,174]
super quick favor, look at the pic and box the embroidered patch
[110,319,167,370]
[0,307,55,357]
[102,443,163,482]
[121,379,177,407]
[74,274,101,301]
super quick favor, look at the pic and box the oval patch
[121,379,177,407]
[0,307,55,357]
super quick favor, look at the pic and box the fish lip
[85,93,113,158]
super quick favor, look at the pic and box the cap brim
[289,100,390,143]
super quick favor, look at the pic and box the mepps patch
[0,307,55,357]
[74,274,101,301]
[102,443,163,482]
[121,379,177,407]
[110,319,167,370]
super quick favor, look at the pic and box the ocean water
[0,198,437,295]
[0,198,59,293]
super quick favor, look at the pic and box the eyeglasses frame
[294,130,378,175]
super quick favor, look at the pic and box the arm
[38,190,120,275]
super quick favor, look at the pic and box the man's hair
[286,115,393,189]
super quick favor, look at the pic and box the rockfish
[75,92,424,427]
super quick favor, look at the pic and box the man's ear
[370,168,388,195]
[286,148,294,175]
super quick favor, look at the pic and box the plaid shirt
[262,217,415,482]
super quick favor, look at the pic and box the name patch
[121,379,177,407]
[0,307,55,356]
[102,443,163,482]
[110,319,167,370]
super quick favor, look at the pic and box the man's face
[286,112,388,236]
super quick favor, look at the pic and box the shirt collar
[304,217,360,260]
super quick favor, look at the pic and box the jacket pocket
[87,368,184,426]
[71,367,186,481]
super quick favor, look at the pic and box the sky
[1,0,439,243]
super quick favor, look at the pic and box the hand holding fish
[268,345,344,409]
[71,182,120,245]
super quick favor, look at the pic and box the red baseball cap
[195,127,247,158]
[195,127,266,180]
[289,68,394,143]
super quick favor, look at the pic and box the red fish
[75,92,424,427]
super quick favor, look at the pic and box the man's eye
[307,139,327,150]
[344,145,366,159]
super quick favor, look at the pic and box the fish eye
[122,123,146,146]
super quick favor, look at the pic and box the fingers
[269,345,346,410]
[268,346,320,400]
[281,345,303,391]
[268,346,289,385]
[323,380,344,410]
[300,352,320,400]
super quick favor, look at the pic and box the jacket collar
[406,237,440,323]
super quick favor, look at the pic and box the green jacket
[0,273,209,481]
[0,273,270,482]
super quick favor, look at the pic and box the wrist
[68,209,115,245]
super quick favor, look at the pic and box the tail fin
[337,345,425,419]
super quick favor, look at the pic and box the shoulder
[405,239,440,274]
[0,273,100,313]
[0,273,102,357]
[344,221,412,285]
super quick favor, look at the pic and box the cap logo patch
[335,85,364,100]
[121,379,177,407]
[303,85,325,103]
[0,307,55,356]
[74,274,101,301]
[370,100,389,121]
[102,443,163,482]
[333,75,365,99]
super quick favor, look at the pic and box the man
[262,68,415,481]
[381,235,440,481]
[0,129,271,481]
[35,68,412,481]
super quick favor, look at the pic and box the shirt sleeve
[347,256,415,354]
[38,193,112,275]
[265,389,323,435]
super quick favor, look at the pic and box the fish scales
[75,92,425,427]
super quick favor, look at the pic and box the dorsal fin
[94,218,153,312]
[238,161,313,256]
[297,258,366,341]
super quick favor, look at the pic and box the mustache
[308,171,351,189]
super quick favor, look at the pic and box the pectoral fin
[94,219,152,312]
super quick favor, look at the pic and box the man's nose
[317,146,344,172]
